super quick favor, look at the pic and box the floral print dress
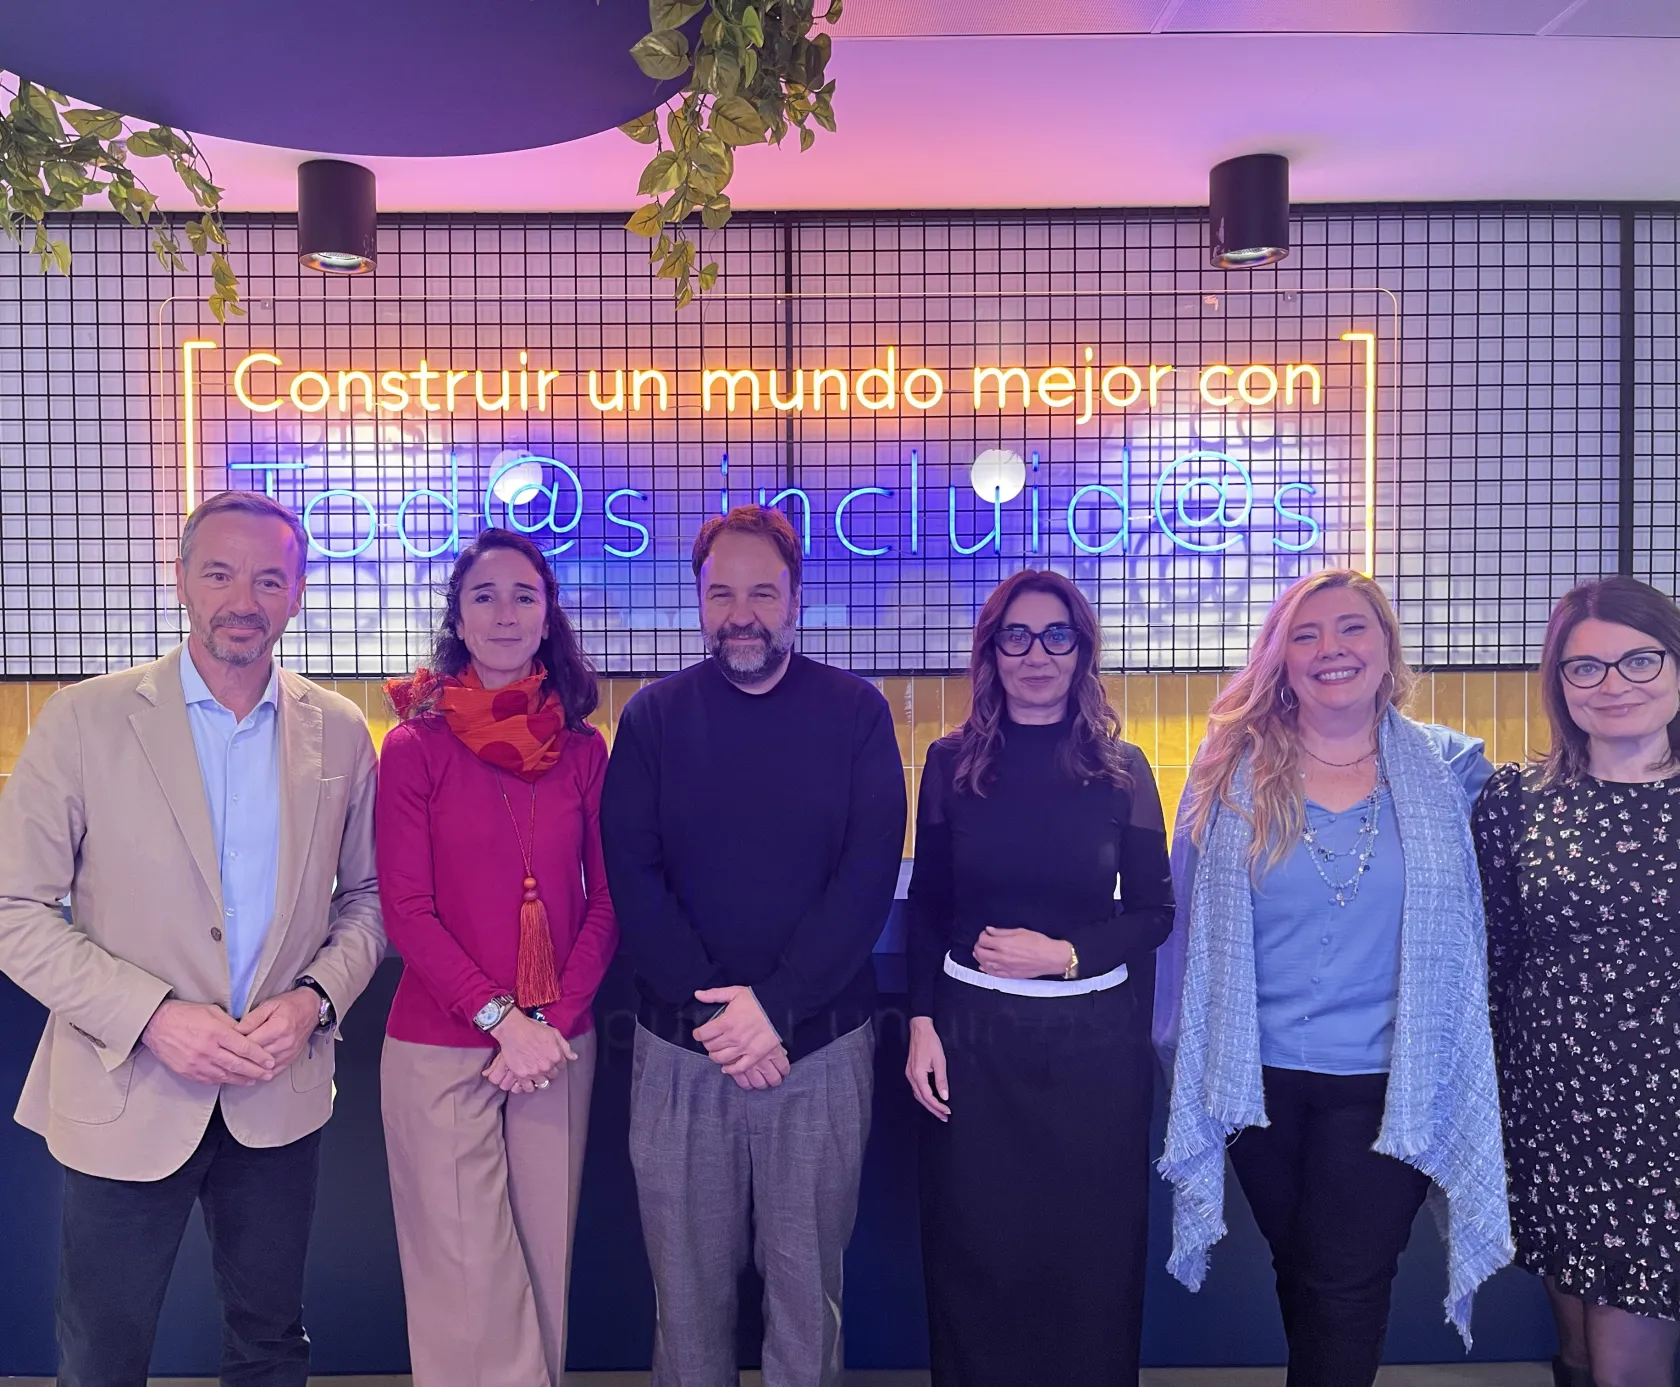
[1473,764,1680,1317]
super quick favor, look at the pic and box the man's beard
[709,616,795,686]
[191,609,274,668]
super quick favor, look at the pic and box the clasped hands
[693,985,789,1091]
[484,1008,577,1094]
[140,988,324,1086]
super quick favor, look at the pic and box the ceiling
[45,0,1680,213]
[835,0,1680,37]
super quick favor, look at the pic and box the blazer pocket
[49,1018,136,1125]
[318,774,349,820]
[289,1035,336,1092]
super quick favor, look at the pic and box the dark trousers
[56,1103,322,1387]
[920,975,1152,1387]
[1227,1066,1430,1387]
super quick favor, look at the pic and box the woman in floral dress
[1474,575,1680,1387]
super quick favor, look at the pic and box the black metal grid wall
[0,204,1668,679]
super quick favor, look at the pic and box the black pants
[1227,1066,1430,1387]
[56,1103,322,1387]
[919,974,1152,1387]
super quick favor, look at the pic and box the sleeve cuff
[99,975,175,1071]
[748,976,794,1042]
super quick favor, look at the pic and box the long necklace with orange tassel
[495,772,561,1010]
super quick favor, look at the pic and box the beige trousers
[381,1031,597,1387]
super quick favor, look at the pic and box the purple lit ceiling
[1,0,683,156]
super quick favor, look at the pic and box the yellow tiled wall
[0,672,1552,853]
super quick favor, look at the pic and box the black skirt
[918,969,1153,1387]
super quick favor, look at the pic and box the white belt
[943,952,1128,998]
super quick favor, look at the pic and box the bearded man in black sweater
[600,504,906,1387]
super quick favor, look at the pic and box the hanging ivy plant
[0,73,242,321]
[621,0,840,307]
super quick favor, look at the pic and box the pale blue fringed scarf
[1158,708,1513,1344]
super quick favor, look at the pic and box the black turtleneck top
[905,717,1175,1018]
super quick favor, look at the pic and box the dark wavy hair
[394,529,598,729]
[1539,575,1680,787]
[950,570,1131,797]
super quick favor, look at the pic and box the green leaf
[822,0,844,19]
[21,84,64,136]
[701,10,724,45]
[675,281,694,310]
[630,29,692,80]
[625,201,666,238]
[186,220,208,255]
[125,129,166,158]
[618,111,662,144]
[698,261,719,292]
[656,247,683,279]
[637,150,686,196]
[694,48,740,98]
[650,0,705,28]
[741,46,759,88]
[799,125,815,152]
[61,107,124,140]
[742,5,764,44]
[211,252,238,288]
[662,192,695,225]
[813,94,836,133]
[710,95,767,146]
[49,236,71,275]
[701,194,732,230]
[203,212,228,247]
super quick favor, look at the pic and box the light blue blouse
[1252,724,1492,1075]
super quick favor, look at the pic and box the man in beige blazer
[0,490,385,1387]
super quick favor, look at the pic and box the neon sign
[176,332,1377,571]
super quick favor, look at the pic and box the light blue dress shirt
[1252,724,1492,1075]
[180,648,282,1018]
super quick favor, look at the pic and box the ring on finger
[536,1078,550,1089]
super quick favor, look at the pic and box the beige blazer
[0,646,385,1180]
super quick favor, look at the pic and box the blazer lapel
[247,674,322,1000]
[129,649,223,916]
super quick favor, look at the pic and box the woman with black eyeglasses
[1474,576,1680,1387]
[904,570,1173,1387]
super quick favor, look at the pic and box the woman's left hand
[973,927,1073,980]
[483,1052,538,1094]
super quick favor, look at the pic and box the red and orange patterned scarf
[387,664,565,781]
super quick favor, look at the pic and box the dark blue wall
[0,959,1553,1375]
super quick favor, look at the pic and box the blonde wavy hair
[1186,569,1417,874]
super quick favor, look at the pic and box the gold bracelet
[1063,943,1080,981]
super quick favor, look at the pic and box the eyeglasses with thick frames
[993,624,1080,658]
[1559,648,1669,689]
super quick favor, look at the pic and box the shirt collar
[179,644,281,716]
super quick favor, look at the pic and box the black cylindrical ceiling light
[1209,153,1290,269]
[298,159,377,275]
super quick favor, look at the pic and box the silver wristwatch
[295,976,335,1031]
[473,993,518,1032]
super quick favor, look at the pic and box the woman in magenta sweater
[377,528,617,1386]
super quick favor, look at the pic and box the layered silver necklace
[1301,768,1388,908]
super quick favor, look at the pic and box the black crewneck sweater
[600,654,907,1061]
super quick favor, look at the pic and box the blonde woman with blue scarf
[1155,569,1513,1387]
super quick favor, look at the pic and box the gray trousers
[628,1022,875,1387]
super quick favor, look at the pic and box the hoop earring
[1279,684,1298,712]
[1377,671,1396,706]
